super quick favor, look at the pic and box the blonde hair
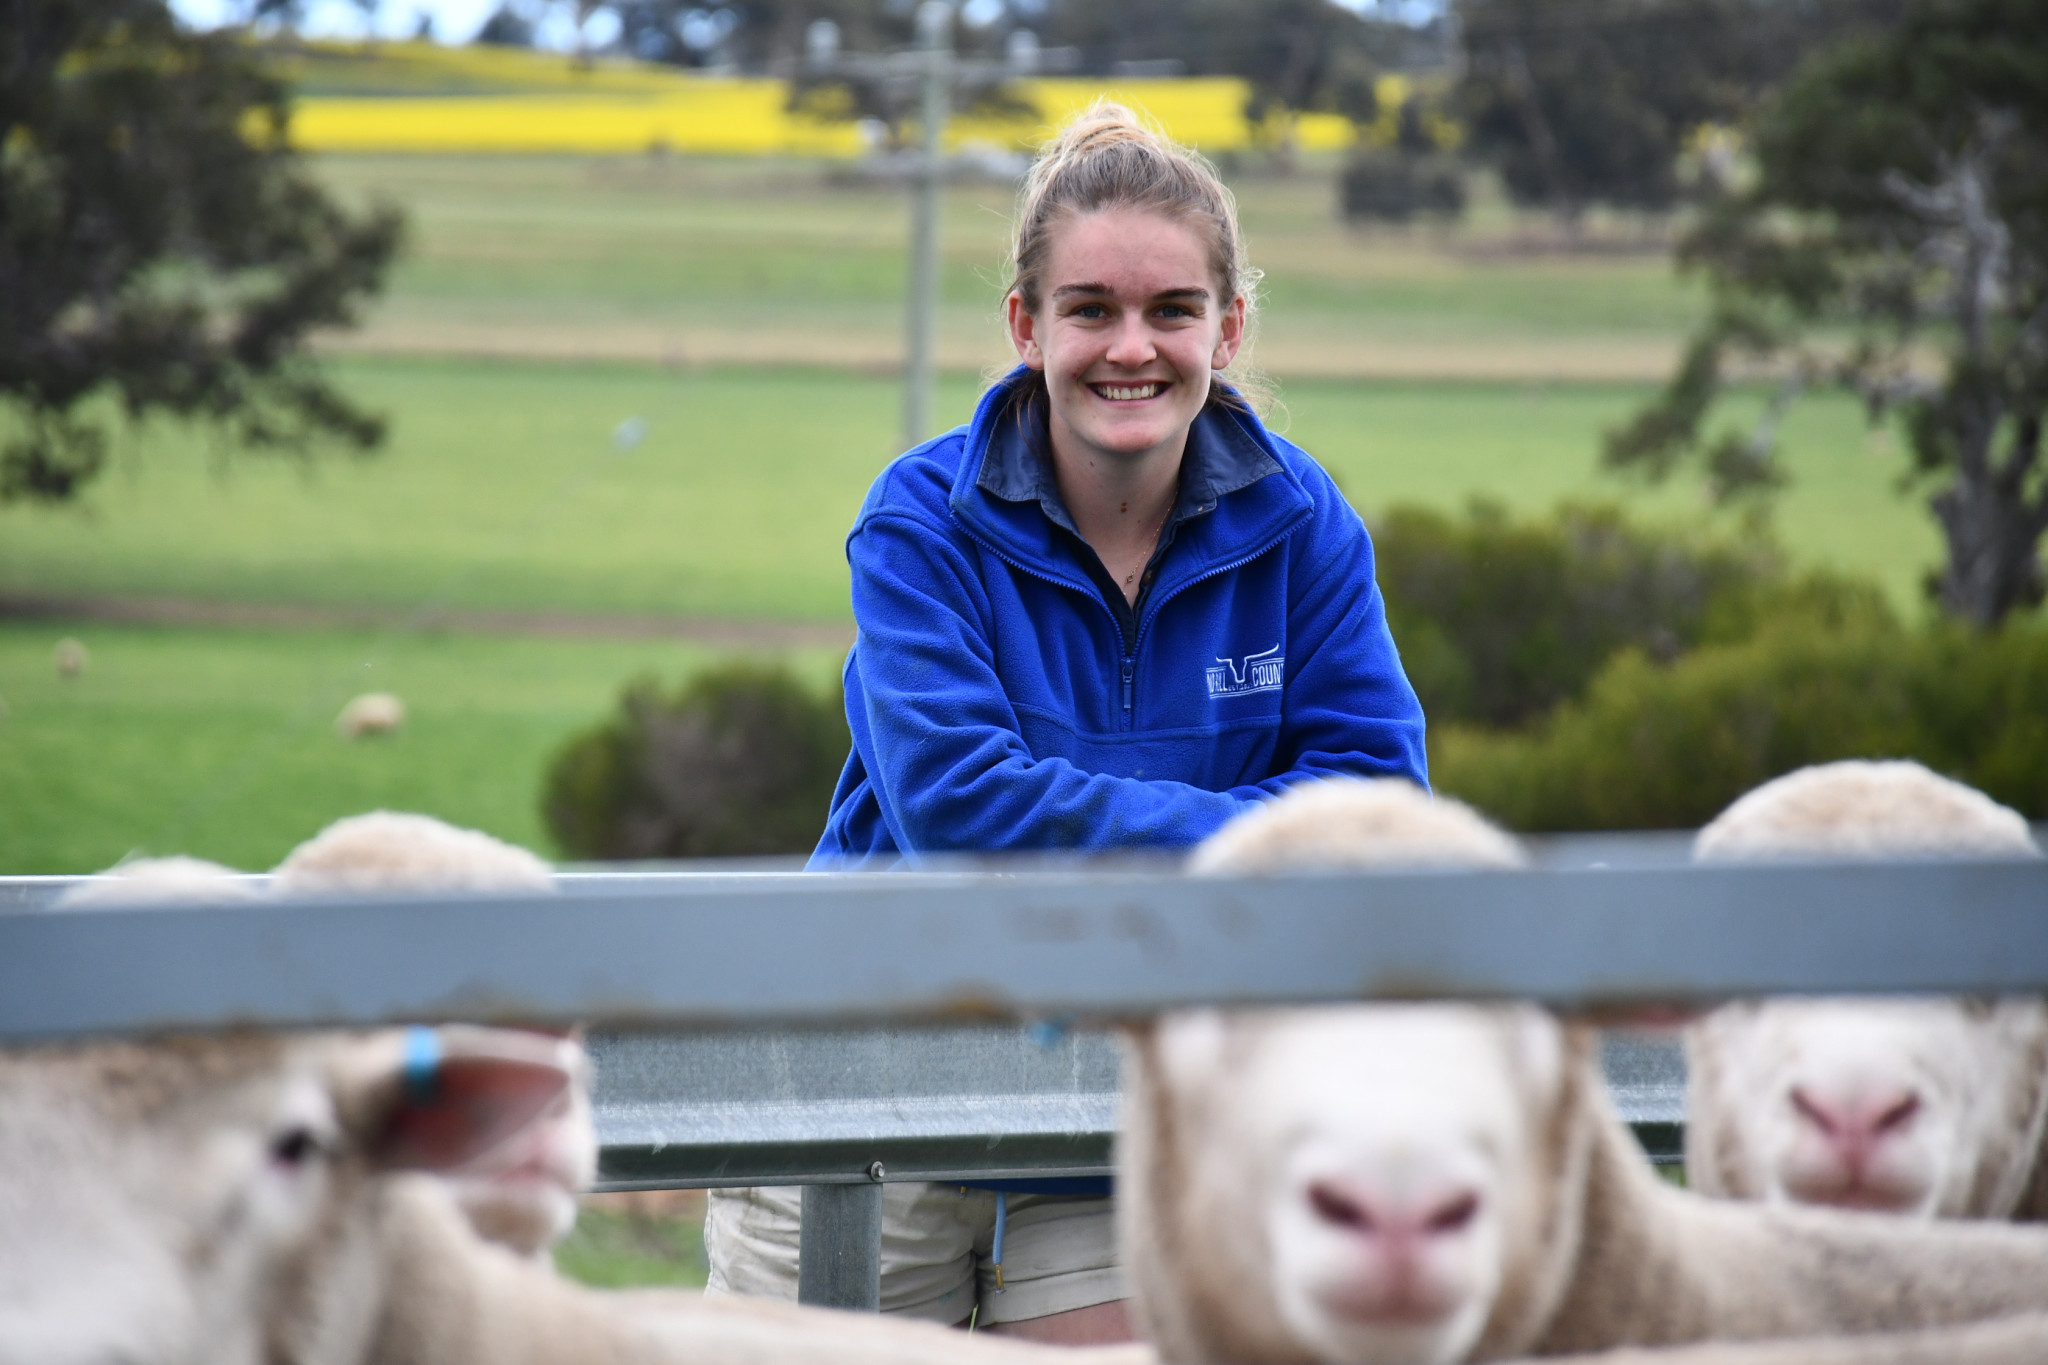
[1003,101,1272,417]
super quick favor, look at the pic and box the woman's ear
[1006,291,1045,369]
[1211,293,1247,371]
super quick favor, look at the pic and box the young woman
[705,104,1427,1345]
[813,104,1425,865]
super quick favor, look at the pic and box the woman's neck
[1048,425,1186,606]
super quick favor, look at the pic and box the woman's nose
[1103,314,1156,367]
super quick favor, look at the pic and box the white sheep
[53,635,87,680]
[271,809,556,897]
[53,855,265,908]
[1123,778,2048,1365]
[270,810,587,1259]
[1683,761,2048,1219]
[0,1025,1154,1365]
[335,691,406,740]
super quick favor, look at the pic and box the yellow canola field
[288,75,1357,156]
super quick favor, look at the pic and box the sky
[170,0,552,47]
[168,0,1435,52]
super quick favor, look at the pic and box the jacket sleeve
[1228,474,1428,800]
[848,511,1252,854]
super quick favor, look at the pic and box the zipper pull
[1121,657,1135,714]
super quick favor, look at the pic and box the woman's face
[1007,207,1246,467]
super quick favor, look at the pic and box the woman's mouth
[1090,381,1165,402]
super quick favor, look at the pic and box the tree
[1606,0,2048,626]
[1044,0,1382,146]
[0,0,402,503]
[1454,0,1903,219]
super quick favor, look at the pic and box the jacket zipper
[955,514,1308,734]
[1129,525,1307,665]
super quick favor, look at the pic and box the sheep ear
[339,1026,573,1173]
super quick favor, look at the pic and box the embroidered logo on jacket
[1207,644,1284,698]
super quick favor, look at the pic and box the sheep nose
[1790,1084,1922,1164]
[1306,1179,1481,1243]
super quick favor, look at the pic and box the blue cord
[991,1191,1007,1293]
[403,1026,441,1101]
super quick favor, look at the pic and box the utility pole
[902,1,952,451]
[801,12,1075,452]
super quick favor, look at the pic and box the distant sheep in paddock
[1684,761,2048,1220]
[1121,779,2048,1365]
[270,810,585,1259]
[335,691,406,740]
[54,635,87,680]
[54,855,263,909]
[0,1026,1152,1365]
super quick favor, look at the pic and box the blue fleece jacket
[811,370,1427,867]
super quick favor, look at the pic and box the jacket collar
[949,368,1311,593]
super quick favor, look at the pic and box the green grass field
[311,154,1704,380]
[0,152,1958,870]
[0,619,840,874]
[0,358,1933,620]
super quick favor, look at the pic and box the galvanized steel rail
[5,854,2041,1311]
[4,860,2046,1038]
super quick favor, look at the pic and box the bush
[1434,618,2048,830]
[1339,152,1467,224]
[542,663,848,860]
[1370,501,1884,729]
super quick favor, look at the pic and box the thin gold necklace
[1122,499,1172,592]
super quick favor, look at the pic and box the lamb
[53,855,265,908]
[53,635,87,680]
[270,810,556,896]
[336,691,406,740]
[1682,761,2048,1219]
[1123,777,2048,1364]
[0,1024,1153,1365]
[270,810,589,1258]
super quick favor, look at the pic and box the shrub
[1370,500,1866,729]
[1339,151,1467,224]
[1435,617,2048,830]
[541,662,848,860]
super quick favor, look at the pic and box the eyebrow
[1051,283,1213,302]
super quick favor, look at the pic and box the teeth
[1098,384,1161,401]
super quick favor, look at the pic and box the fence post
[798,1177,884,1310]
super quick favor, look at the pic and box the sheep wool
[54,855,262,909]
[336,691,406,740]
[1684,760,2048,1221]
[0,1027,1156,1365]
[271,810,555,897]
[1121,778,2048,1365]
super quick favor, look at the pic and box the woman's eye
[1156,304,1194,320]
[1073,303,1108,320]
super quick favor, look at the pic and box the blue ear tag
[403,1026,441,1102]
[991,1191,1008,1293]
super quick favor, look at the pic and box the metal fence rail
[6,855,2039,1310]
[5,860,2046,1039]
[585,1025,1689,1193]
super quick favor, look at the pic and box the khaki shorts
[703,1183,1123,1325]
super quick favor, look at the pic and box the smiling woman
[700,102,1429,1350]
[813,103,1427,868]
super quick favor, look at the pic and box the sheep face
[0,1028,577,1365]
[1689,998,2048,1218]
[0,1036,368,1365]
[1143,1004,1572,1365]
[442,1038,600,1258]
